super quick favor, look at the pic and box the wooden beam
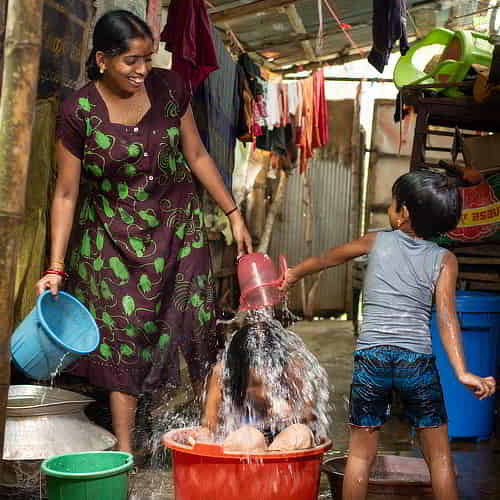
[285,4,315,61]
[211,0,297,24]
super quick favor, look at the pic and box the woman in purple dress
[35,10,252,453]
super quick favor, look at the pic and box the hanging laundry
[279,83,289,127]
[312,68,328,148]
[297,77,314,173]
[266,82,281,130]
[161,0,219,93]
[368,0,409,73]
[147,0,162,52]
[288,81,300,116]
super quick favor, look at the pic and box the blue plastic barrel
[431,291,500,440]
[11,291,100,380]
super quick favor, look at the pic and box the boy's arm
[284,232,377,289]
[435,251,496,400]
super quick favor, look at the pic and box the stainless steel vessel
[0,385,117,488]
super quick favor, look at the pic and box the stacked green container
[41,451,134,500]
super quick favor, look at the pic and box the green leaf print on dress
[109,256,129,283]
[122,295,135,316]
[166,127,179,148]
[118,207,134,225]
[178,246,191,260]
[100,343,112,360]
[118,183,129,199]
[99,195,115,217]
[78,97,92,112]
[159,333,170,349]
[95,130,112,149]
[144,321,158,334]
[93,257,104,271]
[129,236,145,257]
[139,274,152,294]
[96,231,104,251]
[102,311,115,328]
[101,179,112,192]
[141,347,153,362]
[154,257,165,274]
[123,164,137,177]
[86,163,103,177]
[128,143,142,157]
[125,324,137,337]
[120,344,134,357]
[136,188,149,201]
[100,280,114,300]
[139,210,160,228]
[78,263,88,281]
[81,230,91,257]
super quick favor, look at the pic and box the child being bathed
[201,320,330,452]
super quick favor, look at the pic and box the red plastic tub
[161,429,331,500]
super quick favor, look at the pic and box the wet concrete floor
[4,319,500,499]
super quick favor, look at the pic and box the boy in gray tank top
[282,170,496,500]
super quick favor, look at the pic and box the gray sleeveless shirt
[357,230,448,354]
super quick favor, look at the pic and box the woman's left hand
[228,210,253,256]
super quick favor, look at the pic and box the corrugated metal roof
[161,1,489,72]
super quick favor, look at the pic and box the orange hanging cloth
[297,77,314,174]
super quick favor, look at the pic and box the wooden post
[0,0,43,458]
[257,168,288,254]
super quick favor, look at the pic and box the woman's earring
[100,65,105,74]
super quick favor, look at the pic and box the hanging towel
[368,0,409,73]
[161,0,219,93]
[312,69,328,148]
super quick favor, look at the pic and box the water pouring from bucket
[237,253,288,311]
[10,291,100,381]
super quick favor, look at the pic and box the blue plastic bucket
[431,291,500,440]
[11,291,100,380]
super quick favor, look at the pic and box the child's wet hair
[392,170,462,238]
[225,322,287,409]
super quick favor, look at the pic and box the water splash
[212,307,331,446]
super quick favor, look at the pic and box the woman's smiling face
[99,37,153,95]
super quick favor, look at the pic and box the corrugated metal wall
[269,151,352,314]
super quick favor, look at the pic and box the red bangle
[44,268,69,280]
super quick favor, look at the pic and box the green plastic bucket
[41,451,134,500]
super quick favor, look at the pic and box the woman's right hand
[35,273,63,296]
[228,210,252,256]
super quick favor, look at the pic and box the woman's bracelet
[224,206,239,217]
[44,268,69,280]
[50,259,65,270]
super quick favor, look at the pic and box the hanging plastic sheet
[37,0,91,99]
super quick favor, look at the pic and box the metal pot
[0,385,117,488]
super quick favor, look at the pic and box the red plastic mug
[237,253,288,311]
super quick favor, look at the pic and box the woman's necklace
[96,81,151,126]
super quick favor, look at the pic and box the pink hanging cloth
[312,68,328,148]
[147,0,162,52]
[160,0,219,94]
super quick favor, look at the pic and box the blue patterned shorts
[349,345,447,428]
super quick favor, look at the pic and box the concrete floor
[4,319,499,499]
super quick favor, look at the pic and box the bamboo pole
[0,0,43,458]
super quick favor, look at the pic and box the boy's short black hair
[392,170,462,239]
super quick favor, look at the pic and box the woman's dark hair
[392,170,462,239]
[86,10,153,80]
[225,322,287,409]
